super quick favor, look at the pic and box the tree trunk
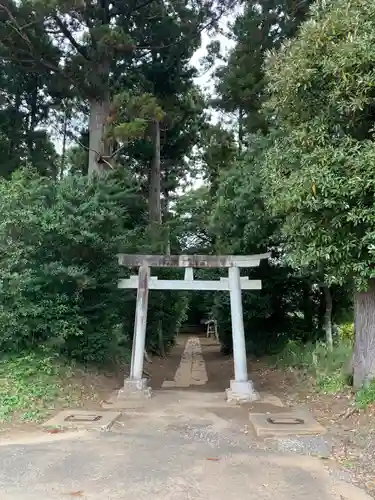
[353,280,375,389]
[238,107,244,155]
[323,285,333,350]
[162,185,171,255]
[149,119,161,225]
[88,99,110,177]
[60,109,68,179]
[8,90,21,158]
[302,282,314,335]
[27,78,38,158]
[149,120,163,354]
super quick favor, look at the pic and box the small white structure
[117,254,269,402]
[201,318,219,341]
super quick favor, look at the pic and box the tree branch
[112,0,157,16]
[134,6,231,53]
[0,3,35,50]
[53,16,89,60]
[0,3,95,97]
[108,143,127,159]
[76,139,114,170]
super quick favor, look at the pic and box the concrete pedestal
[226,379,259,403]
[117,378,152,400]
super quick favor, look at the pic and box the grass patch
[273,340,351,395]
[355,381,375,409]
[0,348,102,423]
[274,340,375,408]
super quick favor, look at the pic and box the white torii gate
[117,253,269,402]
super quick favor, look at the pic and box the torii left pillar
[117,264,152,399]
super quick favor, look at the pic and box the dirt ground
[250,363,375,496]
[145,335,375,497]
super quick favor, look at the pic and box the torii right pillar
[226,265,259,402]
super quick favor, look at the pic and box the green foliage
[0,0,220,180]
[262,0,375,288]
[109,92,165,144]
[200,125,237,196]
[0,348,91,422]
[338,322,354,342]
[355,381,375,409]
[213,0,313,136]
[146,270,189,354]
[265,0,375,138]
[211,135,278,252]
[275,340,352,394]
[0,168,145,363]
[0,349,61,422]
[262,132,375,288]
[0,62,58,178]
[208,137,321,356]
[171,186,214,252]
[200,0,325,357]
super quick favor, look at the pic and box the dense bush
[0,168,191,364]
[208,152,327,356]
[146,270,189,354]
[262,0,375,387]
[0,168,146,363]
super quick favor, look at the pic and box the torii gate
[117,253,269,402]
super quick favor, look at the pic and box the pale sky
[190,9,239,103]
[182,9,240,192]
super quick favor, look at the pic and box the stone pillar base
[117,378,152,400]
[226,379,259,403]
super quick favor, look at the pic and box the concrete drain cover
[42,410,121,431]
[65,414,102,422]
[248,412,326,437]
[267,417,305,425]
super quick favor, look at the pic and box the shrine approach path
[0,334,370,500]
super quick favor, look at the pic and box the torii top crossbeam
[118,253,270,268]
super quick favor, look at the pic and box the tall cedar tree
[0,0,233,177]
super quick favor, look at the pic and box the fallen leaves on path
[44,427,64,434]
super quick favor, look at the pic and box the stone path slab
[162,336,208,388]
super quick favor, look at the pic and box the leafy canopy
[262,0,375,287]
